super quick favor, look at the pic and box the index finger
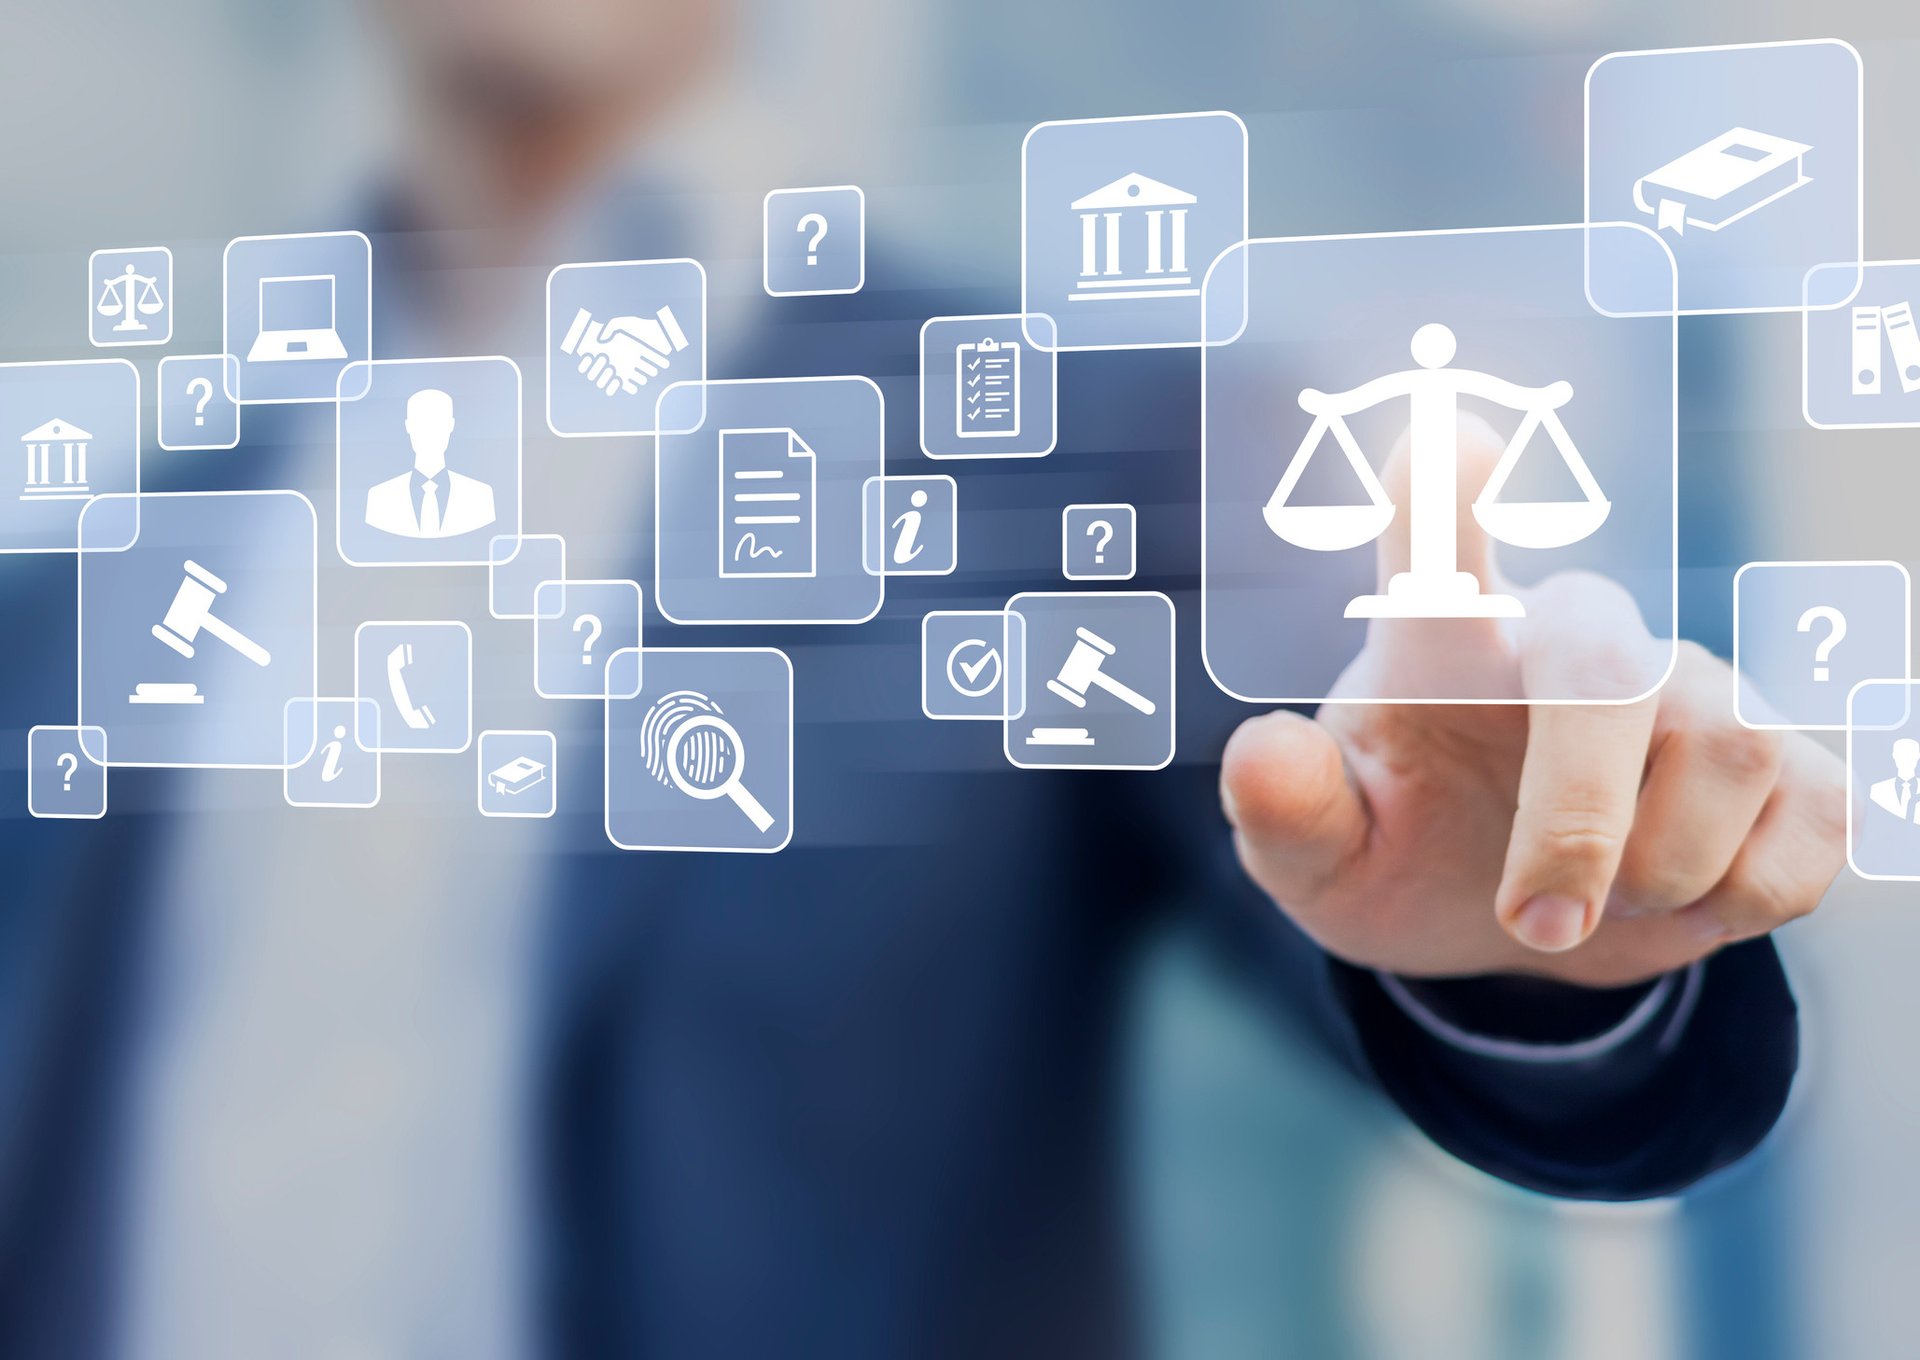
[1494,571,1664,952]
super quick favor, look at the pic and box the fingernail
[1511,895,1591,952]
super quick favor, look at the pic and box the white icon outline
[533,578,644,700]
[352,620,474,755]
[1732,560,1912,731]
[1062,503,1137,581]
[1199,223,1680,707]
[1021,110,1249,353]
[1002,590,1175,772]
[1802,259,1920,430]
[653,376,886,627]
[763,186,866,298]
[221,230,373,404]
[282,696,382,810]
[603,646,794,854]
[544,257,709,438]
[157,354,243,451]
[0,359,141,557]
[1583,39,1864,319]
[27,725,107,820]
[862,474,957,577]
[334,356,523,568]
[920,610,1026,722]
[489,533,569,620]
[75,490,318,769]
[88,246,172,349]
[918,314,1059,460]
[478,729,557,820]
[1846,679,1920,881]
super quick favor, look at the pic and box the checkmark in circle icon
[945,638,1002,698]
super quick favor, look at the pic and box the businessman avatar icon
[364,387,497,539]
[1870,738,1920,824]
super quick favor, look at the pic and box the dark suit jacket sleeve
[1184,817,1798,1203]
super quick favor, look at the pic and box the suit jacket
[1870,775,1920,821]
[364,467,496,538]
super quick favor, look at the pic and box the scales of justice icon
[1262,322,1610,619]
[95,262,165,335]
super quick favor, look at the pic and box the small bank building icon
[1069,172,1197,304]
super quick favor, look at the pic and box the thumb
[1221,710,1370,908]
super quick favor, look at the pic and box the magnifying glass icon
[664,711,775,832]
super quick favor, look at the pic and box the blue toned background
[2,3,1919,1358]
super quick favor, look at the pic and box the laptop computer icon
[247,274,348,363]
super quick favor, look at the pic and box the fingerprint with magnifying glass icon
[639,689,775,832]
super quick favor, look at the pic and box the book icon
[1632,127,1811,236]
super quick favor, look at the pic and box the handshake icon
[561,304,690,397]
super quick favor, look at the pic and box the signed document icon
[1632,127,1811,236]
[718,426,816,578]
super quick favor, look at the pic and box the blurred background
[3,1,1919,1356]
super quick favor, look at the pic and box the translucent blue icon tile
[27,726,107,819]
[655,377,884,624]
[606,647,792,853]
[0,359,139,554]
[337,357,521,567]
[283,697,381,809]
[921,610,1024,721]
[1202,224,1676,704]
[223,231,372,403]
[1062,503,1135,581]
[1804,260,1920,428]
[1004,591,1174,770]
[78,491,317,768]
[764,186,864,297]
[1734,561,1909,729]
[919,314,1057,458]
[1587,40,1862,315]
[862,475,955,576]
[489,533,568,619]
[89,247,172,348]
[479,729,556,818]
[546,258,707,437]
[158,355,241,451]
[534,580,642,699]
[353,621,472,754]
[1848,681,1920,880]
[1023,112,1247,351]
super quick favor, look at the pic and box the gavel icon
[1045,627,1155,715]
[151,560,272,667]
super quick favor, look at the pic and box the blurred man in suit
[0,3,1844,1357]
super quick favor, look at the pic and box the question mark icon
[796,212,829,267]
[1797,604,1848,682]
[185,376,214,427]
[573,613,603,665]
[55,751,77,793]
[1086,519,1114,566]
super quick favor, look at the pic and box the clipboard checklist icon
[956,336,1020,439]
[719,427,816,578]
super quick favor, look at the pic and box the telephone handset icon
[386,643,435,730]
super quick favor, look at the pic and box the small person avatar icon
[891,488,929,566]
[365,387,497,539]
[319,724,347,783]
[1870,737,1920,824]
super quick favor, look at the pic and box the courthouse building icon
[20,417,93,500]
[1069,172,1199,303]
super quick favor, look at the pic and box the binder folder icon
[1632,127,1811,235]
